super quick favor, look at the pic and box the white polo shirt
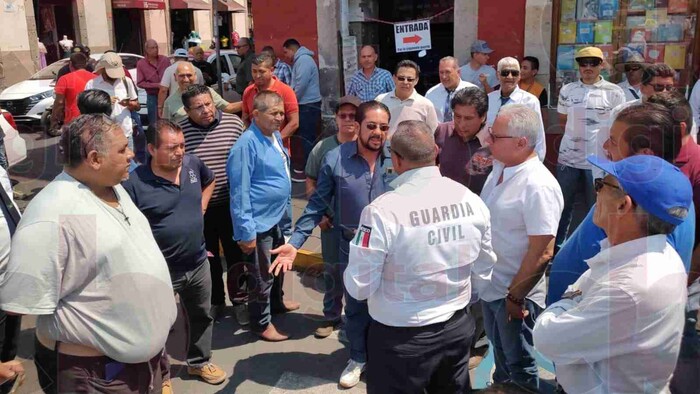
[375,89,440,137]
[534,235,687,393]
[345,166,496,327]
[479,156,564,308]
[557,77,626,169]
[0,172,177,363]
[85,75,138,139]
[425,80,476,122]
[484,86,547,161]
[617,79,642,102]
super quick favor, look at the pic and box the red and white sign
[394,19,432,53]
[112,0,166,9]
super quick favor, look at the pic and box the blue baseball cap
[471,40,494,54]
[171,48,189,58]
[588,155,692,226]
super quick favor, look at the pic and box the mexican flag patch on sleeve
[353,225,372,248]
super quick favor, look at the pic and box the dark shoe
[272,299,301,314]
[253,323,289,342]
[210,303,226,321]
[314,319,340,338]
[232,304,249,326]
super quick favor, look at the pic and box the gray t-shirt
[305,135,341,179]
[0,172,177,363]
[459,63,498,91]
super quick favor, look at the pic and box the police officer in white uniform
[343,120,497,393]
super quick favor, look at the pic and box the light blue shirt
[459,63,498,91]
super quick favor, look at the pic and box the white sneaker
[339,359,365,388]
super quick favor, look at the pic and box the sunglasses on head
[397,76,416,82]
[577,59,602,67]
[500,70,520,77]
[365,122,390,132]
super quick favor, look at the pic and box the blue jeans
[555,165,595,250]
[321,229,342,321]
[130,111,147,164]
[481,298,543,390]
[339,237,370,363]
[670,309,700,393]
[146,94,158,128]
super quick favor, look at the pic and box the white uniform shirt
[459,63,498,91]
[534,235,687,394]
[0,172,177,363]
[479,157,564,308]
[484,87,547,161]
[617,79,642,102]
[344,166,496,327]
[375,90,440,137]
[0,167,15,276]
[160,61,204,94]
[557,77,626,169]
[425,80,477,122]
[85,75,138,138]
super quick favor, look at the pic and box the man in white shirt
[690,79,700,131]
[344,119,496,393]
[479,104,564,391]
[555,46,625,250]
[85,53,140,148]
[484,57,546,161]
[459,40,498,93]
[425,56,476,122]
[375,60,439,137]
[615,52,645,102]
[534,154,691,394]
[157,49,203,116]
[0,114,177,393]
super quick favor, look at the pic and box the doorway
[113,9,145,55]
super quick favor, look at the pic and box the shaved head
[176,62,195,75]
[175,62,197,90]
[145,39,158,48]
[360,45,376,56]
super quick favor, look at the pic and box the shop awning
[170,0,211,10]
[112,0,166,9]
[217,0,245,12]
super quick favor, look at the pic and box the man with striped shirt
[178,85,249,324]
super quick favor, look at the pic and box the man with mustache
[270,101,396,388]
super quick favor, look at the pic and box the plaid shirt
[346,67,395,102]
[273,60,292,86]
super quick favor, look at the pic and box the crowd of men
[0,35,696,394]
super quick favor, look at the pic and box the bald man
[346,45,395,102]
[137,39,170,126]
[162,62,241,124]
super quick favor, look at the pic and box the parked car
[206,50,242,91]
[0,53,148,134]
[0,110,28,168]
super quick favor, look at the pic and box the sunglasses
[651,84,675,92]
[234,44,249,49]
[396,76,416,82]
[500,70,520,77]
[365,122,390,132]
[577,59,602,67]
[337,113,356,120]
[625,65,642,72]
[594,178,622,193]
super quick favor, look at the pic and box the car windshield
[29,60,68,80]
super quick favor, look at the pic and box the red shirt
[54,69,96,123]
[136,55,170,95]
[242,76,299,132]
[676,138,700,246]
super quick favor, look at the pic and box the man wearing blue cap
[534,154,691,393]
[459,40,498,93]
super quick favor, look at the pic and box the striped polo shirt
[179,111,244,207]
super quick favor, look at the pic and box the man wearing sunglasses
[615,51,646,102]
[234,37,255,96]
[270,101,395,388]
[555,46,625,251]
[376,60,439,138]
[484,57,546,161]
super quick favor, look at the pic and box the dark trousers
[0,312,21,394]
[204,204,249,306]
[367,309,474,394]
[555,165,595,250]
[170,260,213,368]
[292,101,321,170]
[670,309,700,393]
[130,111,147,164]
[34,337,168,394]
[248,225,285,331]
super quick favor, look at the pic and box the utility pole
[212,1,223,94]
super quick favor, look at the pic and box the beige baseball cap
[95,52,125,79]
[575,47,604,60]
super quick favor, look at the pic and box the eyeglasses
[594,178,622,193]
[487,127,518,140]
[577,59,602,68]
[387,146,402,158]
[650,84,675,92]
[625,65,642,72]
[396,76,416,83]
[364,122,390,132]
[500,70,520,77]
[337,113,356,120]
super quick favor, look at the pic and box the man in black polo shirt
[122,120,227,386]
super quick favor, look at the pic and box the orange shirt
[242,76,299,131]
[54,69,96,123]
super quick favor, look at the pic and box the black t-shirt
[122,153,215,274]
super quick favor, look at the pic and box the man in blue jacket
[227,91,297,342]
[282,38,322,182]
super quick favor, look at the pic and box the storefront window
[553,0,699,102]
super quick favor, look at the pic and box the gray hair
[496,104,539,148]
[439,56,459,68]
[390,120,436,164]
[497,56,520,72]
[59,114,118,167]
[253,90,283,112]
[634,205,679,236]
